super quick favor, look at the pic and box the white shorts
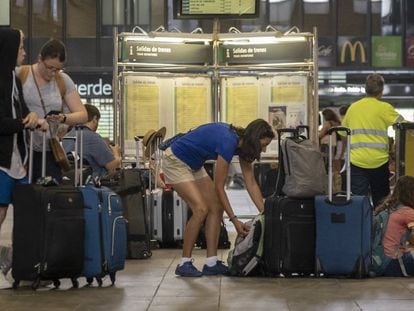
[161,148,208,185]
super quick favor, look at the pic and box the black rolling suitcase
[263,196,315,276]
[12,130,84,289]
[262,127,316,276]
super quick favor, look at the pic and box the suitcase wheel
[12,280,20,289]
[144,250,152,258]
[86,277,94,285]
[71,278,79,289]
[110,272,116,285]
[96,277,103,287]
[315,258,322,277]
[53,279,61,289]
[31,278,41,290]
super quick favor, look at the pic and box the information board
[174,0,259,19]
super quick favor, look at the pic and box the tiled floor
[1,190,414,310]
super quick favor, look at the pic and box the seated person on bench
[63,104,121,177]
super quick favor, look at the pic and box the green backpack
[371,205,409,276]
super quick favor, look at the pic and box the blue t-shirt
[63,128,115,177]
[171,123,239,170]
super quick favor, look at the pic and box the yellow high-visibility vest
[342,97,403,169]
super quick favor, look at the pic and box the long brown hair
[231,119,275,163]
[322,108,340,124]
[374,175,414,215]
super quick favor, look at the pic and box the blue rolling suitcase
[73,127,127,286]
[315,127,372,278]
[80,184,127,286]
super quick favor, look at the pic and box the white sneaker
[0,272,12,289]
[0,246,12,276]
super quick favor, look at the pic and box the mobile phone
[46,110,61,116]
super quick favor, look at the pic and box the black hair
[365,74,384,97]
[232,119,275,163]
[40,39,66,63]
[84,104,100,122]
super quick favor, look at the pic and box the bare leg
[195,177,223,258]
[173,181,209,258]
[0,206,8,233]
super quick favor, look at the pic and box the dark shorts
[0,170,28,207]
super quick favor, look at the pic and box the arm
[47,90,87,125]
[105,143,122,172]
[0,81,44,134]
[240,159,264,212]
[318,121,330,140]
[0,114,25,135]
[0,110,46,134]
[407,222,414,246]
[214,155,249,236]
[62,90,87,125]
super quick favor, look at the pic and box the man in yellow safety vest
[342,74,404,208]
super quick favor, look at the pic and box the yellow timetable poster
[270,75,307,128]
[175,77,211,133]
[225,77,258,128]
[125,76,160,139]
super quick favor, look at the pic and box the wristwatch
[60,114,67,124]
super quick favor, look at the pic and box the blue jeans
[0,171,28,206]
[350,162,390,208]
[383,252,414,277]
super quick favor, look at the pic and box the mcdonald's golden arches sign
[338,37,368,66]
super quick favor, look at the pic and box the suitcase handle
[296,125,310,139]
[327,126,351,136]
[276,128,298,141]
[28,129,47,184]
[74,125,85,187]
[327,126,351,203]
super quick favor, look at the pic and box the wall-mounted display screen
[174,0,259,19]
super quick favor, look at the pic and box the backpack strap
[55,72,66,100]
[390,204,410,276]
[18,65,31,85]
[18,64,65,100]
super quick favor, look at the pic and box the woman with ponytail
[161,119,274,277]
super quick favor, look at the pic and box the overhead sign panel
[120,40,213,65]
[174,0,260,19]
[219,41,311,65]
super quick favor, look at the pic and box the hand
[233,218,250,237]
[109,144,121,157]
[22,112,39,129]
[46,113,65,123]
[37,118,49,131]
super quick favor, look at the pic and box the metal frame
[113,26,319,158]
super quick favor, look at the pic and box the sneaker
[0,272,12,289]
[175,261,202,277]
[0,246,12,276]
[202,260,229,276]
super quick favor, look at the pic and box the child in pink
[374,175,414,276]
